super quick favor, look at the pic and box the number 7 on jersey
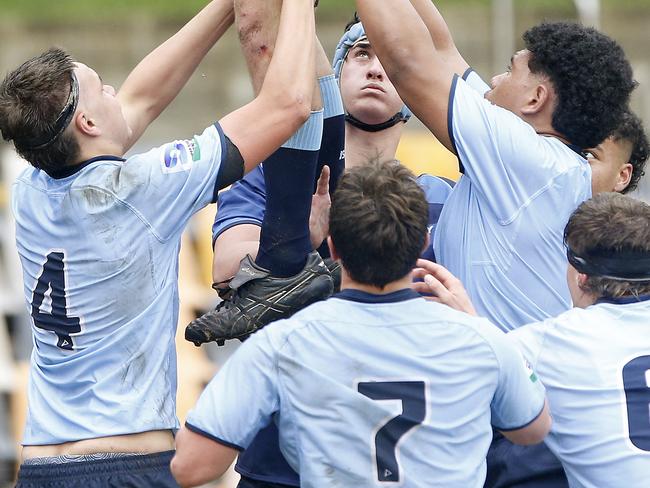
[358,381,427,483]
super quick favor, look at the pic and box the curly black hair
[613,111,649,194]
[523,22,635,150]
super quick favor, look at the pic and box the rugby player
[416,192,650,487]
[171,160,551,488]
[588,111,648,195]
[356,0,636,485]
[184,18,456,487]
[0,0,318,485]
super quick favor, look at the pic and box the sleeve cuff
[493,401,546,432]
[185,422,245,451]
[447,74,460,157]
[212,122,228,203]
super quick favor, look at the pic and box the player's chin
[349,104,397,126]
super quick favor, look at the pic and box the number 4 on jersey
[31,252,81,350]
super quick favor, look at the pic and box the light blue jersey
[434,73,592,331]
[12,123,227,445]
[509,296,650,488]
[462,68,491,95]
[186,289,545,487]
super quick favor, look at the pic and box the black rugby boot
[185,251,333,346]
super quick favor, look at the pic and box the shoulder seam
[73,185,168,242]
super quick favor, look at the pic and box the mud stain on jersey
[120,349,147,390]
[81,187,114,211]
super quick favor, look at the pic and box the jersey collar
[595,294,650,305]
[335,288,421,304]
[45,155,125,179]
[564,142,587,159]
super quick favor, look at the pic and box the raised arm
[355,0,455,151]
[409,0,469,75]
[118,0,235,150]
[218,0,316,172]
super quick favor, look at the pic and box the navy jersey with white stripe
[12,124,227,445]
[434,72,592,331]
[509,296,650,487]
[186,290,545,487]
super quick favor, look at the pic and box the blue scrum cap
[332,21,412,123]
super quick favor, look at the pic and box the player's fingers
[411,281,434,295]
[413,274,452,301]
[416,259,461,289]
[411,267,429,280]
[316,165,330,195]
[423,274,453,298]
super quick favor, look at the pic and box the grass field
[0,0,649,23]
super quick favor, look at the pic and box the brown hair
[0,48,80,173]
[329,159,428,288]
[564,192,650,298]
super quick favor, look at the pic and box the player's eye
[584,151,595,160]
[355,50,370,59]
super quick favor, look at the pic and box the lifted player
[171,160,551,488]
[0,0,317,485]
[184,0,342,348]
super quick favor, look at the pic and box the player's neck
[341,270,413,296]
[73,138,125,165]
[344,122,402,169]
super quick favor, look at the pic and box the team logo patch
[161,138,201,173]
[524,359,538,383]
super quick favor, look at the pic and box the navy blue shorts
[15,451,178,488]
[237,477,294,488]
[485,434,568,488]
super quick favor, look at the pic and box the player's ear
[327,236,340,262]
[614,163,633,193]
[74,111,100,137]
[522,82,550,116]
[422,233,431,255]
[576,272,589,290]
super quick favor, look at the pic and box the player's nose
[366,60,384,81]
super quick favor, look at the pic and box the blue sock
[315,75,345,259]
[315,74,346,195]
[255,110,323,277]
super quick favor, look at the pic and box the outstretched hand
[309,165,331,250]
[411,259,477,316]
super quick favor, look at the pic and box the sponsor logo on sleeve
[161,138,202,173]
[524,359,538,383]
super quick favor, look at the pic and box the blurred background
[0,0,648,486]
